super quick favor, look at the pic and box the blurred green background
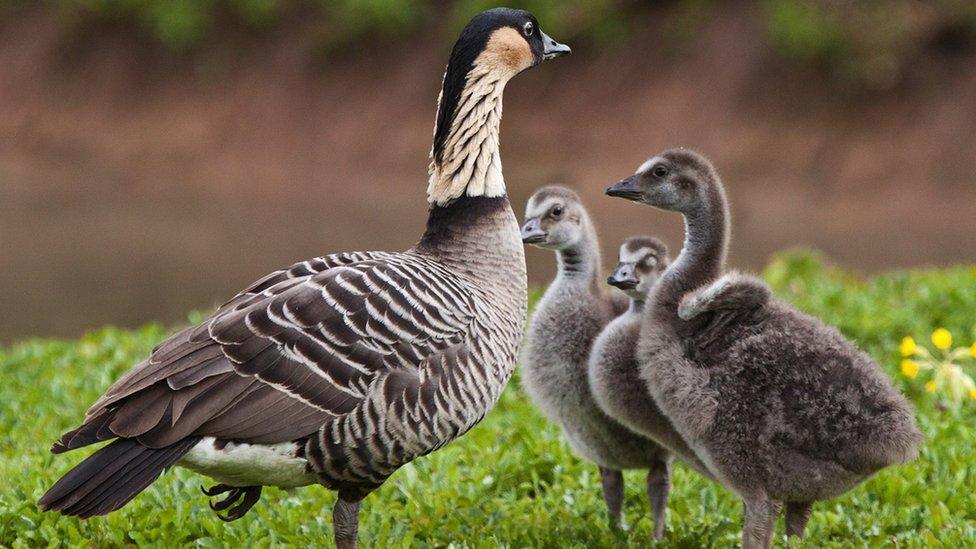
[1,0,975,341]
[10,0,974,82]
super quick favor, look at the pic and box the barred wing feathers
[53,251,480,466]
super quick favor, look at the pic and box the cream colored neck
[427,64,510,206]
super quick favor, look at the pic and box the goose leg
[742,495,777,549]
[598,466,626,530]
[646,459,671,540]
[334,496,363,549]
[784,501,813,538]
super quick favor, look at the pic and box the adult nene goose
[39,8,570,548]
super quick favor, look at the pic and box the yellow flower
[900,360,920,379]
[970,388,976,400]
[971,342,976,359]
[925,380,937,393]
[931,328,952,351]
[899,336,917,357]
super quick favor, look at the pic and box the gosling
[588,237,714,483]
[606,149,923,548]
[521,186,672,537]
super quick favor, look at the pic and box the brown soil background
[2,5,974,342]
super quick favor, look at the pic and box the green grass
[2,251,975,547]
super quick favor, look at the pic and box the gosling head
[607,237,670,300]
[605,149,720,214]
[521,186,588,250]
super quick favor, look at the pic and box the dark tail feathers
[39,437,200,518]
[50,410,115,454]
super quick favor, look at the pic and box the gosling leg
[766,500,783,547]
[742,494,777,549]
[598,466,626,530]
[646,459,672,540]
[785,501,813,538]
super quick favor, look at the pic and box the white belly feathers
[179,438,316,489]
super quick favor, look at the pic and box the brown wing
[53,251,477,452]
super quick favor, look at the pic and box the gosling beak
[541,31,571,61]
[607,264,639,290]
[521,218,547,244]
[605,175,643,201]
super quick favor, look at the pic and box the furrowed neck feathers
[428,28,530,207]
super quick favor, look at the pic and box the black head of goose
[38,8,569,548]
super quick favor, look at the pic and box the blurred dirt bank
[1,4,975,341]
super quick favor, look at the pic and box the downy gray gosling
[605,149,922,549]
[521,186,672,537]
[588,237,715,485]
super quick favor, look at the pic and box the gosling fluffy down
[606,149,922,548]
[588,237,713,480]
[520,187,673,537]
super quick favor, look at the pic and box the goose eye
[551,206,563,218]
[653,165,669,178]
[523,22,535,37]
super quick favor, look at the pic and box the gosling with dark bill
[605,149,922,548]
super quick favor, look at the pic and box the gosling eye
[523,21,535,37]
[550,205,564,219]
[652,164,670,178]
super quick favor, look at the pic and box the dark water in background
[5,154,974,344]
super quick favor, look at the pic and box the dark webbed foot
[201,484,263,521]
